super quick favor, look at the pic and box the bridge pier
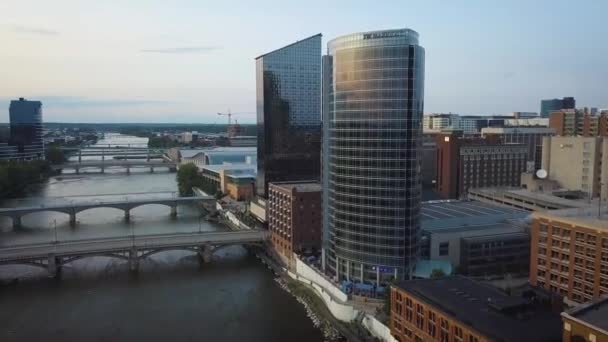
[124,210,130,222]
[69,212,76,227]
[48,254,62,278]
[75,167,80,175]
[12,216,22,229]
[150,167,154,173]
[126,167,130,175]
[170,205,177,218]
[199,244,213,263]
[129,248,139,272]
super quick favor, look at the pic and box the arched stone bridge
[52,160,177,174]
[0,230,268,276]
[0,196,214,228]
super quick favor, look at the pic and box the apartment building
[530,207,608,304]
[268,182,322,265]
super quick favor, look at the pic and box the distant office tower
[255,34,322,198]
[9,98,44,160]
[540,96,575,118]
[422,113,460,133]
[323,28,425,284]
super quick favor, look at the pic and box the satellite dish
[536,169,548,179]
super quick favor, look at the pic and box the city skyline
[1,0,607,123]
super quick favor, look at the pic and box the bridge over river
[52,160,177,174]
[0,230,269,276]
[0,196,213,228]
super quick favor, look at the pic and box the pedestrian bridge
[52,160,177,174]
[0,196,214,228]
[0,230,269,276]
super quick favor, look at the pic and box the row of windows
[335,78,418,91]
[334,100,416,111]
[393,292,480,342]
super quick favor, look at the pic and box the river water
[0,134,325,342]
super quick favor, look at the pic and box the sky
[0,0,606,123]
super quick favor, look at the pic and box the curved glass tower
[322,29,425,284]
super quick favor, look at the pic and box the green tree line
[176,163,220,197]
[0,160,53,199]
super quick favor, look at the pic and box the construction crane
[217,110,255,125]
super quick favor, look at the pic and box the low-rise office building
[530,207,608,305]
[468,187,591,212]
[268,182,321,266]
[390,276,562,342]
[420,200,530,276]
[200,163,256,201]
[562,296,608,342]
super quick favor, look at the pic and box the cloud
[140,46,221,54]
[11,25,59,36]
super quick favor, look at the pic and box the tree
[45,145,65,164]
[176,163,202,196]
[430,268,446,279]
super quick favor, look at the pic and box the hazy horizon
[1,0,607,123]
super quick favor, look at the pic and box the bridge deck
[0,196,214,216]
[54,160,176,168]
[0,230,268,262]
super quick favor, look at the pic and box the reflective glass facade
[322,29,425,284]
[9,98,44,159]
[256,34,322,198]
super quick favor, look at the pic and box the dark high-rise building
[322,28,425,284]
[540,96,575,118]
[9,98,44,160]
[255,34,322,198]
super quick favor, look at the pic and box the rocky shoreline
[274,277,342,341]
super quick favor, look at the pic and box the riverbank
[0,160,57,199]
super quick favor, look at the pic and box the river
[0,134,326,342]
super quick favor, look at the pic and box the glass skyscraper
[255,34,322,198]
[9,98,44,160]
[322,29,425,284]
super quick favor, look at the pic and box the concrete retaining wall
[287,269,358,322]
[290,257,396,341]
[295,257,348,302]
[362,314,397,342]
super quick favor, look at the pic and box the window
[454,326,464,342]
[439,242,449,256]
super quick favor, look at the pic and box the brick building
[530,208,608,305]
[435,130,528,199]
[268,182,322,265]
[562,296,608,342]
[390,276,562,342]
[550,108,608,137]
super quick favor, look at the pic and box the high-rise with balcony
[255,34,322,198]
[322,28,425,284]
